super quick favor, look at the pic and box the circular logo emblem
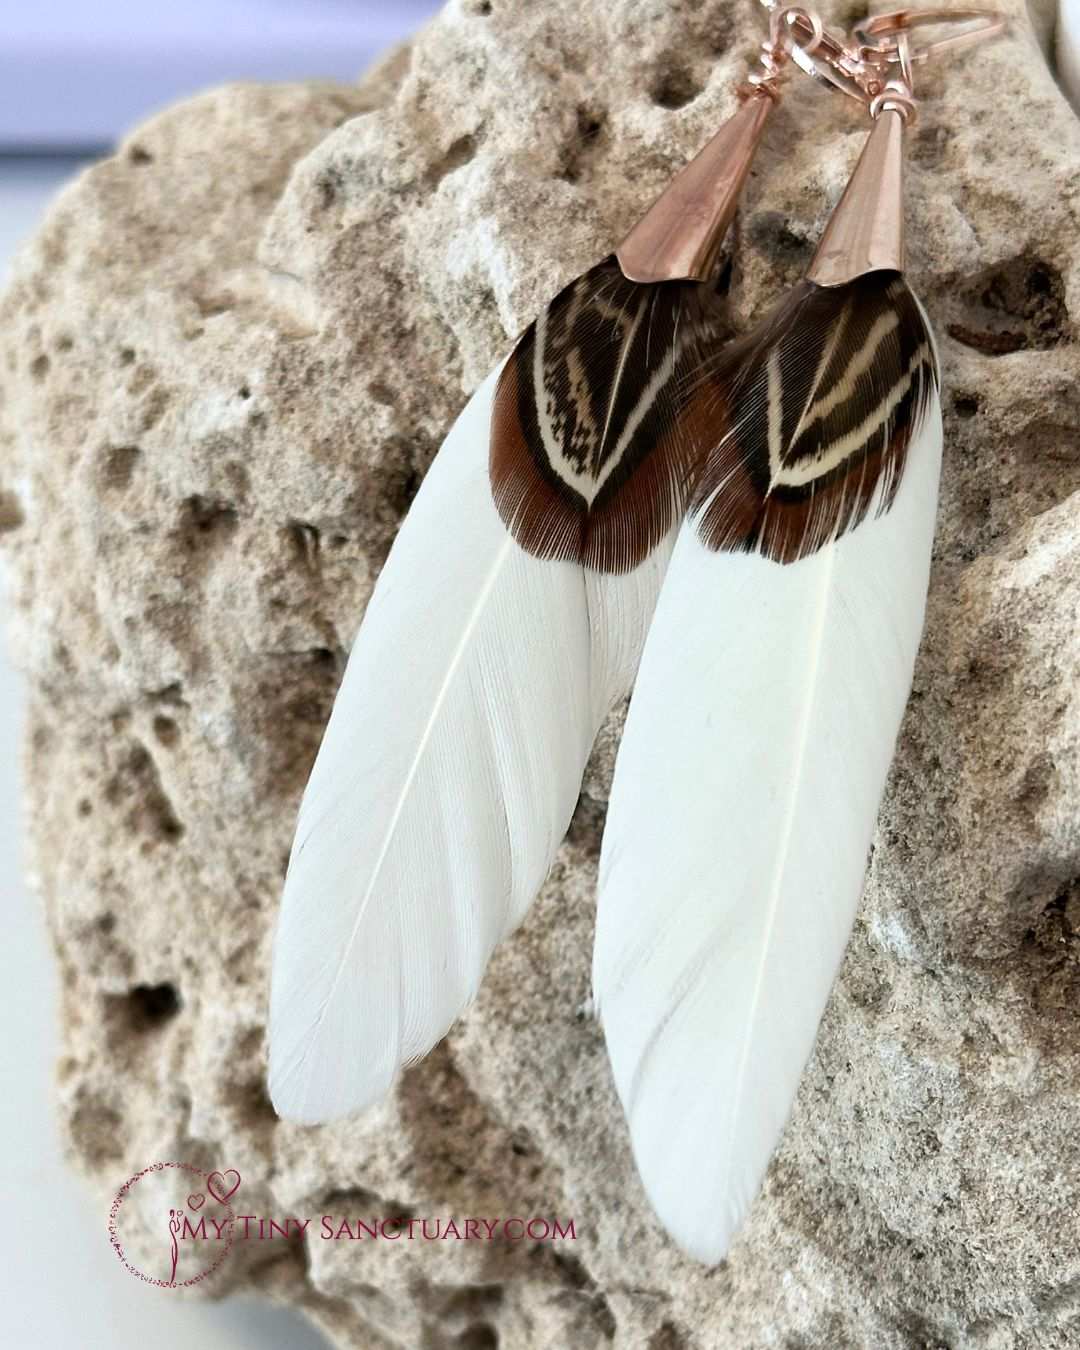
[108,1163,240,1288]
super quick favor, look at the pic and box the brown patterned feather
[688,271,938,565]
[489,256,729,574]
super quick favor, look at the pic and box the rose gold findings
[615,5,822,284]
[614,5,1005,289]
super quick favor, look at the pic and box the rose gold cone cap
[806,106,906,287]
[615,92,774,285]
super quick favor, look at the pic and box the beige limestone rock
[1,1,1079,1346]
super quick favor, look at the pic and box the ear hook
[755,0,872,103]
[766,4,1006,113]
[856,8,1005,118]
[853,8,1007,69]
[741,4,826,99]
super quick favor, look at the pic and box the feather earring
[267,12,814,1123]
[592,12,1003,1264]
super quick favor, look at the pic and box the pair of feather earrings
[268,4,1003,1264]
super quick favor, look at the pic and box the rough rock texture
[2,2,1079,1346]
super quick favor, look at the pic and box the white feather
[593,393,943,1263]
[269,365,669,1122]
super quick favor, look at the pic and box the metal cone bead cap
[807,106,906,287]
[616,92,774,285]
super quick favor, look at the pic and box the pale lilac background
[1,0,436,146]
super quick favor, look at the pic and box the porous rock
[1,2,1079,1346]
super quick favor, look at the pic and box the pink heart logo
[207,1169,241,1205]
[187,1192,205,1210]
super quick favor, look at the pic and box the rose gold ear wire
[615,4,828,284]
[854,9,1007,74]
[801,7,1005,286]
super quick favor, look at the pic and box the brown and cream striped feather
[686,271,939,565]
[489,256,728,574]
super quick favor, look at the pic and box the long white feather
[269,366,669,1122]
[593,393,943,1263]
